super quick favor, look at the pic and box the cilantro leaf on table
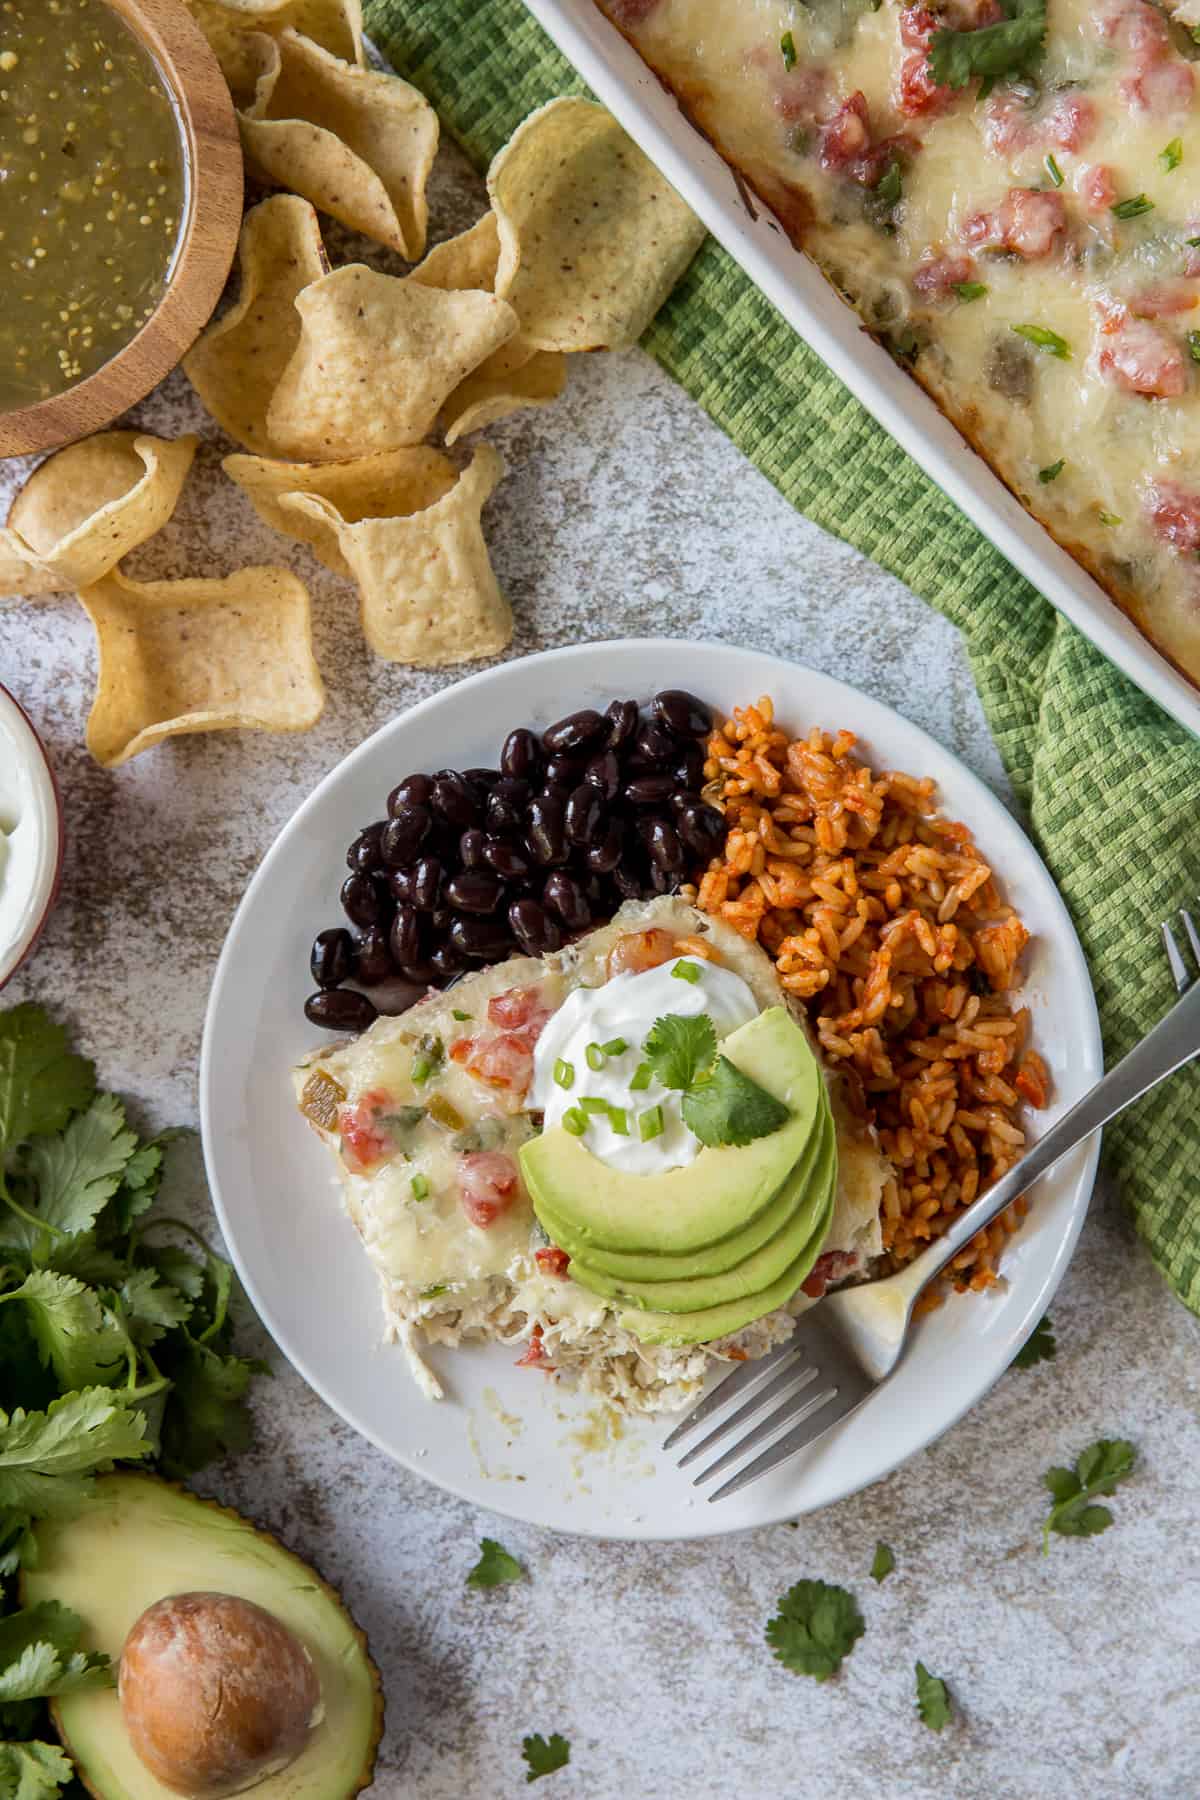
[24,1096,138,1239]
[927,0,1046,89]
[0,1603,111,1704]
[1012,1314,1056,1368]
[0,1740,75,1799]
[521,1733,570,1783]
[0,1389,150,1518]
[0,1010,94,1158]
[870,1541,895,1583]
[682,1057,791,1148]
[117,1269,192,1349]
[641,1014,717,1091]
[4,1273,129,1392]
[765,1579,864,1680]
[156,1341,262,1478]
[466,1537,523,1589]
[915,1661,953,1730]
[1042,1438,1135,1550]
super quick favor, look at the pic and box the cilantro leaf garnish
[0,1740,75,1799]
[0,1009,94,1158]
[5,1272,129,1392]
[915,1660,953,1730]
[1037,460,1065,485]
[954,281,988,302]
[1188,329,1200,364]
[0,1602,112,1703]
[466,1537,524,1589]
[0,1388,149,1518]
[765,1579,864,1680]
[521,1732,570,1782]
[1160,136,1183,172]
[1042,1438,1135,1551]
[681,1057,791,1148]
[869,1541,895,1582]
[1012,1313,1056,1367]
[780,28,797,69]
[24,1096,138,1239]
[641,1014,716,1092]
[1011,322,1070,359]
[927,0,1046,91]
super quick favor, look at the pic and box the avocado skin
[22,1473,382,1800]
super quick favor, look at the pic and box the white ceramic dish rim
[519,0,1200,743]
[200,641,1103,1540]
[0,687,63,990]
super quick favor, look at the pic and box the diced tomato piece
[1077,164,1117,212]
[1041,93,1097,152]
[535,1246,571,1277]
[515,1323,552,1368]
[944,0,1003,24]
[468,1033,536,1093]
[1130,282,1199,319]
[818,90,872,173]
[912,249,977,301]
[896,50,956,118]
[457,1150,519,1228]
[982,92,1032,155]
[337,1090,398,1176]
[800,1249,859,1301]
[1145,480,1200,553]
[1121,57,1195,114]
[488,985,543,1032]
[1097,315,1188,397]
[963,188,1066,259]
[1096,0,1171,50]
[899,4,938,45]
[605,927,679,978]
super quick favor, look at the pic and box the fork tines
[1161,902,1200,996]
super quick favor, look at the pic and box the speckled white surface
[3,134,1200,1800]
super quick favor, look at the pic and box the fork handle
[897,975,1200,1300]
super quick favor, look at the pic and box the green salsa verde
[0,0,186,410]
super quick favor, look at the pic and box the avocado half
[22,1473,383,1800]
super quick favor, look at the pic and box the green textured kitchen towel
[366,0,1200,1311]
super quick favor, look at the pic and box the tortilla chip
[442,353,566,446]
[409,212,510,297]
[221,446,459,577]
[239,30,437,259]
[184,195,328,454]
[79,566,324,767]
[1,432,196,597]
[278,443,510,665]
[265,264,518,460]
[488,97,706,352]
[187,0,362,98]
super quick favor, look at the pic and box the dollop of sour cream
[529,957,760,1175]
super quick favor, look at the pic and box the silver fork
[665,902,1200,1502]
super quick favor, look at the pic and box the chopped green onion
[410,1055,434,1084]
[671,961,701,984]
[1097,511,1122,527]
[608,1106,629,1136]
[1037,459,1065,484]
[1188,330,1200,364]
[638,1105,665,1142]
[953,281,988,303]
[1110,194,1154,221]
[1160,137,1183,173]
[601,1037,628,1057]
[780,29,797,69]
[1188,236,1200,248]
[585,1042,606,1071]
[630,1063,653,1092]
[1011,324,1071,360]
[874,160,902,210]
[562,1107,588,1137]
[553,1058,575,1090]
[580,1096,610,1114]
[452,1009,472,1021]
[410,1174,430,1201]
[421,1283,447,1298]
[1043,153,1063,188]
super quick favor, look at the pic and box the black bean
[356,926,395,986]
[429,940,465,980]
[605,698,639,750]
[401,956,438,985]
[345,823,385,873]
[543,753,585,792]
[445,870,505,914]
[677,802,727,858]
[484,837,531,881]
[390,903,422,969]
[585,820,623,873]
[431,771,478,829]
[623,773,676,808]
[542,709,607,756]
[387,867,414,903]
[460,828,488,870]
[450,915,515,959]
[305,989,378,1032]
[565,782,606,847]
[640,816,685,873]
[380,805,431,867]
[310,927,355,988]
[583,749,621,800]
[501,727,542,782]
[654,689,712,738]
[526,793,568,866]
[487,777,529,836]
[581,871,613,911]
[672,746,705,791]
[462,767,501,804]
[388,774,432,815]
[341,871,385,928]
[411,856,443,912]
[509,896,563,954]
[543,871,591,932]
[430,906,453,933]
[649,862,678,895]
[634,722,677,767]
[613,860,645,900]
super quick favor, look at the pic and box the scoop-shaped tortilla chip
[79,565,324,766]
[488,97,706,352]
[184,195,328,455]
[187,0,362,99]
[278,443,510,666]
[239,29,437,259]
[222,446,459,577]
[442,354,566,446]
[1,432,196,597]
[266,265,518,461]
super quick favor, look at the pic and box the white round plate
[200,641,1102,1540]
[0,686,63,990]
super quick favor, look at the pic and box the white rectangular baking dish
[522,0,1200,740]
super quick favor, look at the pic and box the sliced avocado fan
[22,1473,382,1800]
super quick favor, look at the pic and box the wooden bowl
[0,0,243,459]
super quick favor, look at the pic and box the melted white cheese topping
[529,956,760,1175]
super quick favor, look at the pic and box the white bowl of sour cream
[0,687,63,988]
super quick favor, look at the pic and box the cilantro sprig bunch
[640,1013,791,1148]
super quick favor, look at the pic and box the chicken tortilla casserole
[689,700,1049,1301]
[596,0,1200,689]
[296,895,890,1413]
